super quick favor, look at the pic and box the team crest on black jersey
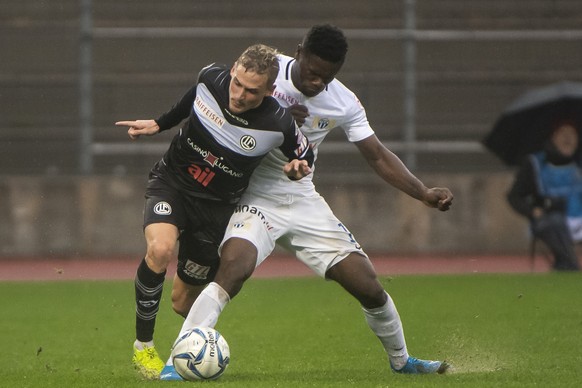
[154,201,172,215]
[240,135,257,150]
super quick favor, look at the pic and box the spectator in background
[507,119,582,271]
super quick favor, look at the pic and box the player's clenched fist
[423,187,453,211]
[288,104,309,127]
[283,159,312,180]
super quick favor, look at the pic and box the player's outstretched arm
[355,134,453,211]
[115,119,160,140]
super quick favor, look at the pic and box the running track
[0,254,555,282]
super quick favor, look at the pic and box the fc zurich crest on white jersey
[314,117,336,130]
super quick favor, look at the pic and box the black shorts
[144,177,236,286]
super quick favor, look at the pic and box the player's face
[292,47,342,97]
[228,64,273,114]
[551,123,579,157]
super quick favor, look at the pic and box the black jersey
[151,64,313,203]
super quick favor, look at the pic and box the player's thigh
[175,198,235,286]
[176,230,220,286]
[144,222,180,248]
[143,180,186,269]
[284,196,367,277]
[143,178,188,232]
[221,203,287,266]
[171,273,205,317]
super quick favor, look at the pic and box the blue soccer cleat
[159,364,184,381]
[391,356,449,374]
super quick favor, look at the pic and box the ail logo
[188,164,216,187]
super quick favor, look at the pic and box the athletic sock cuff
[137,257,166,286]
[204,282,231,307]
[362,292,392,316]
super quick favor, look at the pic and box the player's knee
[356,287,387,309]
[146,240,175,268]
[220,243,256,279]
[220,256,254,283]
[215,255,255,297]
[369,286,388,307]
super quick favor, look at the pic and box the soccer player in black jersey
[115,44,313,380]
[161,25,453,381]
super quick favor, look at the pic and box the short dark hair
[302,24,348,64]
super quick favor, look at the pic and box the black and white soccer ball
[171,327,230,381]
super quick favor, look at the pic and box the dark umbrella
[483,81,582,166]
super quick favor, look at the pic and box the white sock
[362,292,409,369]
[134,339,155,350]
[165,282,231,366]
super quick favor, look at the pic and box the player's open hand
[423,187,454,211]
[283,159,312,180]
[289,104,309,127]
[115,119,160,140]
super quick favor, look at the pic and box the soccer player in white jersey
[116,44,313,380]
[161,25,453,380]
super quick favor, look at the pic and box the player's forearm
[357,135,428,201]
[369,150,428,201]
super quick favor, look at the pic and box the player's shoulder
[239,95,295,134]
[277,53,294,67]
[262,96,296,130]
[275,54,295,81]
[197,63,230,84]
[327,77,357,101]
[320,78,364,113]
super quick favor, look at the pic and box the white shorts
[220,193,367,278]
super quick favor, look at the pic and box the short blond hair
[235,44,280,88]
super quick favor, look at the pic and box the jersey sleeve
[155,85,197,132]
[342,94,375,142]
[279,113,314,167]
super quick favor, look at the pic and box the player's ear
[294,44,302,59]
[265,84,275,96]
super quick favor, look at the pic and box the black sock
[134,258,166,342]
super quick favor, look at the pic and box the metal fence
[3,0,582,175]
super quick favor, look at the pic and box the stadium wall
[0,173,528,257]
[4,1,578,258]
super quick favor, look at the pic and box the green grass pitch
[1,273,581,387]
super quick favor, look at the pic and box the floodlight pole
[403,0,417,169]
[79,0,94,174]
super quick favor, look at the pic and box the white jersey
[222,54,372,273]
[244,54,375,199]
